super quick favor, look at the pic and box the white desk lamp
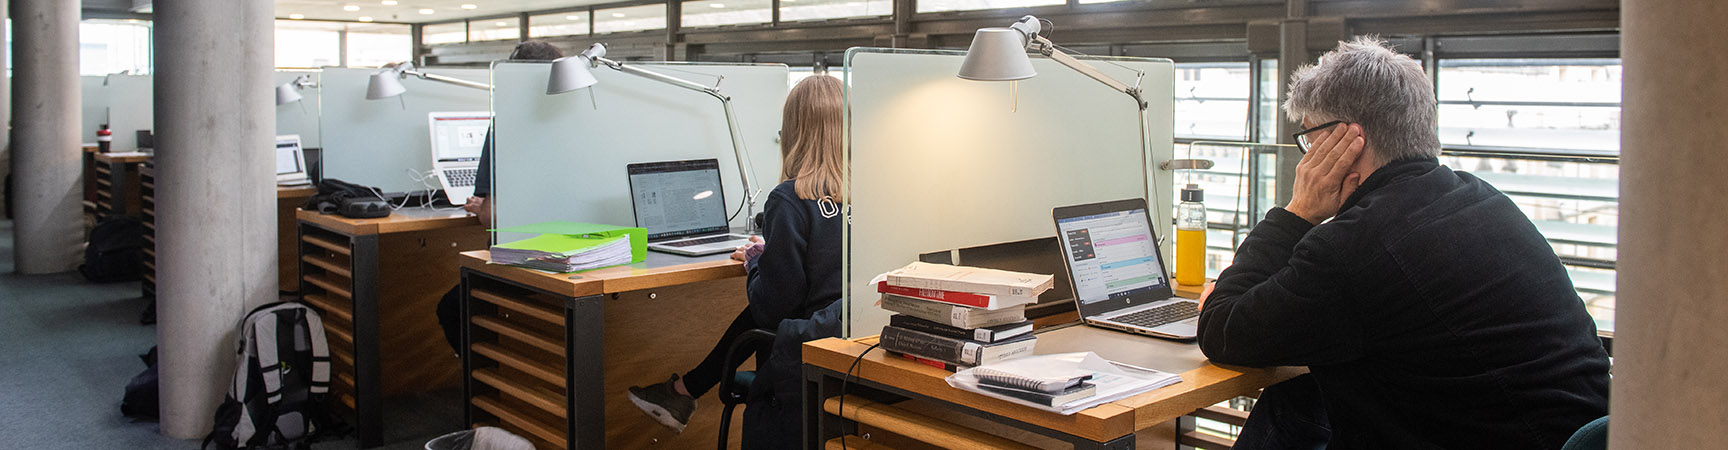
[366,62,493,100]
[960,15,1204,243]
[545,43,762,234]
[275,74,317,106]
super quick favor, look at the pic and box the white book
[947,352,1183,415]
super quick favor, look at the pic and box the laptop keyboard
[1113,302,1200,328]
[444,168,477,187]
[665,235,740,247]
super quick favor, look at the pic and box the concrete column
[1612,0,1728,448]
[1272,0,1311,207]
[8,0,83,273]
[153,0,277,438]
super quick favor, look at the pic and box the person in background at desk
[435,40,565,354]
[1194,37,1610,450]
[625,75,846,449]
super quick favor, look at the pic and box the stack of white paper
[489,236,632,272]
[946,352,1183,415]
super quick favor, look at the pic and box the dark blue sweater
[744,179,843,325]
[1198,158,1610,450]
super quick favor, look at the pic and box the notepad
[947,352,1182,415]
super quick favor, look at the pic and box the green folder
[491,221,647,264]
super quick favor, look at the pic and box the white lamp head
[957,15,1041,81]
[366,63,410,100]
[546,44,608,94]
[275,83,303,105]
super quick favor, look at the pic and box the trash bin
[425,427,534,450]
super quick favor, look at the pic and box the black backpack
[203,302,346,450]
[80,215,145,283]
[121,346,160,420]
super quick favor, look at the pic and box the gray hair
[1284,36,1440,161]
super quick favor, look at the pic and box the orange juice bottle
[1175,184,1207,286]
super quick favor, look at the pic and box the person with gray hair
[1193,37,1610,450]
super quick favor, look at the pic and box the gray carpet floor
[0,219,464,449]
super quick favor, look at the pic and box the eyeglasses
[1291,120,1345,154]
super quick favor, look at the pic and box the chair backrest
[1560,416,1609,450]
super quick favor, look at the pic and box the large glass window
[683,0,773,27]
[530,12,590,37]
[1174,62,1251,141]
[595,4,669,34]
[276,20,343,68]
[780,0,891,22]
[346,23,411,68]
[1437,59,1621,154]
[917,0,1063,13]
[471,17,521,42]
[423,22,468,45]
[80,20,153,75]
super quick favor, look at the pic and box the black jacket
[740,180,843,450]
[1197,158,1610,450]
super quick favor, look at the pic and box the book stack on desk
[875,262,1055,371]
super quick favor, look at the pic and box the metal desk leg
[566,294,605,448]
[107,161,127,216]
[459,268,476,430]
[351,234,384,449]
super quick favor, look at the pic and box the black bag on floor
[121,346,160,419]
[203,302,347,450]
[80,215,145,283]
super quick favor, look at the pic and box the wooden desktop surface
[94,152,151,164]
[458,250,745,298]
[278,185,317,199]
[296,207,478,235]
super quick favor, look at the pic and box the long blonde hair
[779,75,844,203]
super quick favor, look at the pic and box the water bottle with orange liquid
[1175,184,1207,286]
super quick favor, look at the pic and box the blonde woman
[628,75,846,443]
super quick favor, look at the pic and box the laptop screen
[428,112,491,162]
[1055,204,1170,305]
[627,159,730,240]
[275,135,304,176]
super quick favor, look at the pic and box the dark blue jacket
[740,180,843,450]
[1197,158,1610,449]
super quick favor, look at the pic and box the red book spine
[876,281,991,308]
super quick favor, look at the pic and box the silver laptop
[1053,198,1199,340]
[628,159,755,257]
[427,111,491,204]
[275,135,312,186]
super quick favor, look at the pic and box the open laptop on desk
[276,134,312,186]
[628,159,755,256]
[427,111,491,205]
[1053,198,1199,340]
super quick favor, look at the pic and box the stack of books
[876,262,1055,371]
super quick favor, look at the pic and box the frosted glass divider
[275,70,323,149]
[318,67,491,193]
[842,48,1175,338]
[488,61,788,243]
[105,74,154,152]
[80,76,108,144]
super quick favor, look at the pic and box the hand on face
[1286,123,1367,225]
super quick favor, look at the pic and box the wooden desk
[276,186,317,292]
[801,285,1298,450]
[91,152,150,219]
[457,250,750,450]
[296,208,486,448]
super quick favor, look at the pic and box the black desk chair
[717,329,777,450]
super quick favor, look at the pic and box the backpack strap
[254,310,287,404]
[303,309,331,394]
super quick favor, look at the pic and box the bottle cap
[1181,183,1203,202]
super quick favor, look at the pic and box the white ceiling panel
[275,0,627,24]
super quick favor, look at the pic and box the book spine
[880,326,973,365]
[880,295,972,328]
[888,315,972,341]
[886,275,1024,297]
[876,281,993,308]
[898,353,963,371]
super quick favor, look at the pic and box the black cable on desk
[839,343,880,450]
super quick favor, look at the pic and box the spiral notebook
[947,352,1182,415]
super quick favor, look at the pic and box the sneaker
[628,374,696,433]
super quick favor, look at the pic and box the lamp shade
[366,69,407,99]
[275,83,303,105]
[546,56,600,94]
[958,27,1036,81]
